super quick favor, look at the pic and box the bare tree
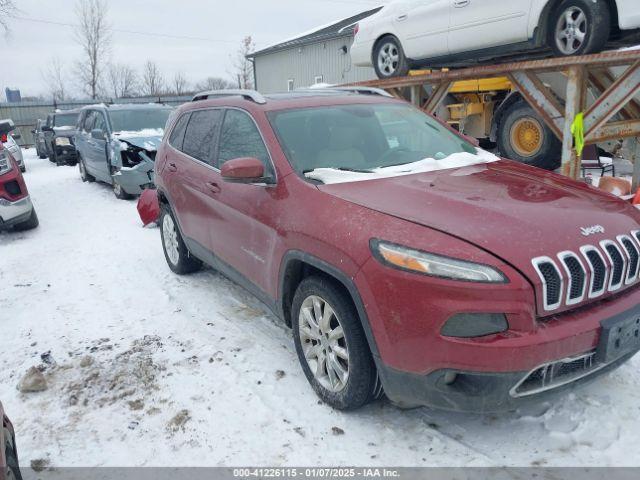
[42,57,68,102]
[0,0,17,33]
[231,36,255,89]
[172,72,189,95]
[194,76,234,92]
[107,63,137,98]
[75,0,111,99]
[141,61,165,96]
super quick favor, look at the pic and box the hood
[319,160,640,295]
[112,130,163,151]
[53,127,77,138]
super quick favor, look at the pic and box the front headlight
[0,150,12,175]
[372,240,507,283]
[55,137,71,146]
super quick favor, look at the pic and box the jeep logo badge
[581,225,605,236]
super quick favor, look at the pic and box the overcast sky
[1,0,388,100]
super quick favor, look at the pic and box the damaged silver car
[75,104,174,199]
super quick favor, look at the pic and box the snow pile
[305,148,500,184]
[1,149,640,468]
[112,128,164,138]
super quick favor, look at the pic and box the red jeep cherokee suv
[155,88,640,412]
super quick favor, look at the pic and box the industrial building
[248,8,380,93]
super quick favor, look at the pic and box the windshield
[109,108,173,133]
[269,103,479,178]
[53,113,78,128]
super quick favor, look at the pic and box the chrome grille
[601,240,626,291]
[558,252,586,305]
[582,246,607,297]
[511,352,598,397]
[532,257,562,310]
[618,235,640,284]
[533,231,640,312]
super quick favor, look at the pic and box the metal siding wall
[254,35,376,93]
[0,95,191,146]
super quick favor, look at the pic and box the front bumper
[0,195,33,228]
[379,348,638,413]
[112,159,155,195]
[54,144,78,163]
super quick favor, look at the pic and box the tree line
[29,0,256,101]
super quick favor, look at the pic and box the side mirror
[221,157,271,184]
[42,126,54,132]
[12,133,21,140]
[31,129,36,134]
[91,128,105,140]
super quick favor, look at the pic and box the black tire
[38,148,47,160]
[78,156,94,183]
[4,448,23,480]
[12,209,39,232]
[292,276,378,410]
[159,206,202,275]
[547,0,610,57]
[112,178,133,200]
[373,35,409,79]
[497,101,561,171]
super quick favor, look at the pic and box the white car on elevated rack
[351,0,640,78]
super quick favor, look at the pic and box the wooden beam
[586,119,640,143]
[561,66,586,179]
[422,82,452,114]
[584,60,640,137]
[588,69,640,120]
[508,71,565,139]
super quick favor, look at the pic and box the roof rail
[331,86,393,98]
[192,89,267,104]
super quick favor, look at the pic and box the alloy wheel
[162,214,180,266]
[555,6,587,55]
[298,295,349,392]
[377,42,399,77]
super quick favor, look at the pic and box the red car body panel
[0,145,29,203]
[137,188,160,226]
[156,93,640,411]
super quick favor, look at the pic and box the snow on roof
[249,6,384,57]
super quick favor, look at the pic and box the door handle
[206,182,221,194]
[453,0,470,7]
[396,14,408,21]
[167,162,178,172]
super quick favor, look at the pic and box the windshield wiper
[303,167,374,174]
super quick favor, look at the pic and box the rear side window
[83,111,96,133]
[169,113,190,151]
[217,110,271,175]
[181,109,223,165]
[94,113,107,133]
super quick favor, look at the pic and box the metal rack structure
[348,50,640,187]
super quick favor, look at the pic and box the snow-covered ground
[2,149,640,468]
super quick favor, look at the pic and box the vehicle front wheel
[548,0,610,56]
[292,276,378,410]
[373,35,409,79]
[4,441,23,480]
[160,207,202,275]
[497,101,561,171]
[78,157,94,182]
[112,178,133,200]
[12,209,39,232]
